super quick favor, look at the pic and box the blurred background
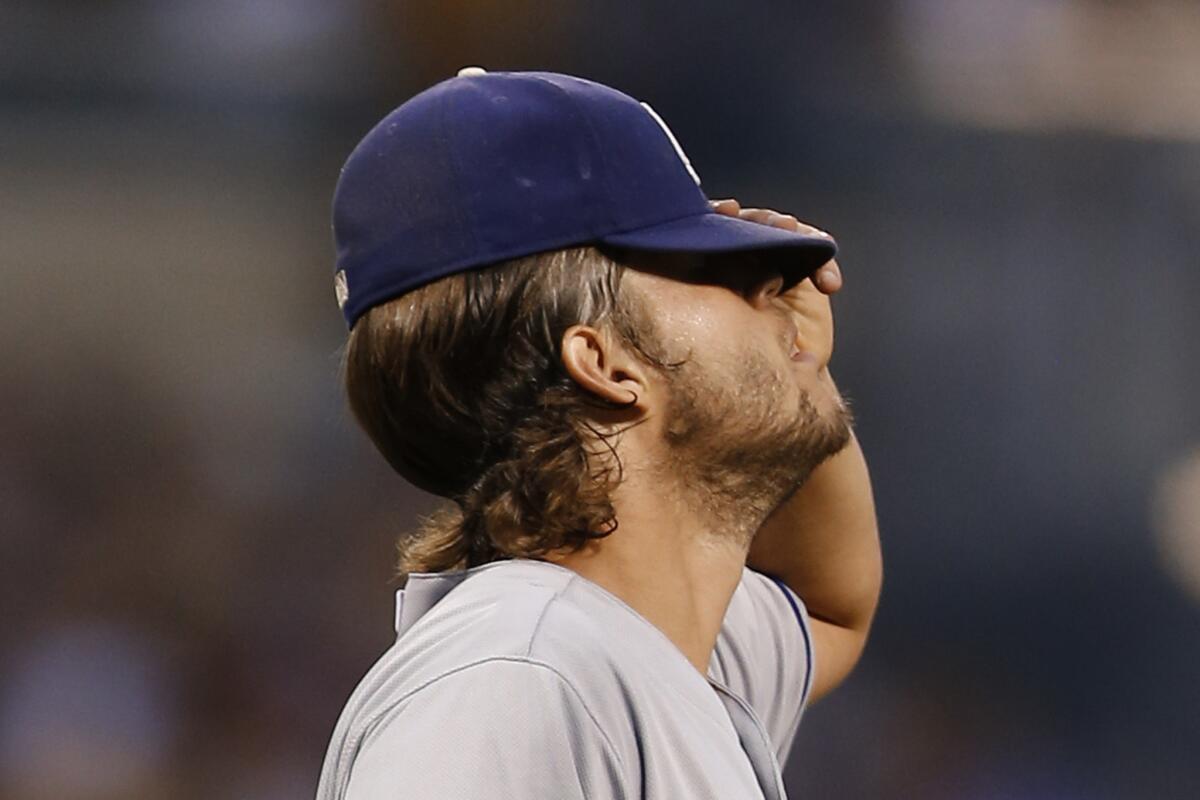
[2,1,1199,798]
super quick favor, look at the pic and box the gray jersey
[316,558,815,800]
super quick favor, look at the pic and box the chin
[803,373,845,418]
[823,387,851,424]
[807,382,854,453]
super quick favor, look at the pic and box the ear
[561,324,650,410]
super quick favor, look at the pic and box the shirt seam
[359,655,628,774]
[523,571,579,657]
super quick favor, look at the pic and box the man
[317,68,881,799]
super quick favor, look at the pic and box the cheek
[651,289,748,362]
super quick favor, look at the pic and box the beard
[657,348,853,550]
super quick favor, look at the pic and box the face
[618,249,853,537]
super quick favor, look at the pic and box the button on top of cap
[456,66,488,77]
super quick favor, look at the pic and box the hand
[710,198,842,294]
[711,198,841,370]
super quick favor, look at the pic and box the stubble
[658,348,853,550]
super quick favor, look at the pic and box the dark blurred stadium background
[2,1,1199,798]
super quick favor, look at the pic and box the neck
[542,476,754,676]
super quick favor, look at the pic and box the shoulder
[341,658,630,800]
[317,566,630,799]
[715,566,813,684]
[726,566,809,632]
[370,656,615,747]
[327,562,619,747]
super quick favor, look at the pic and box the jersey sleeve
[344,658,629,800]
[708,567,815,765]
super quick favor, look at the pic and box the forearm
[746,398,882,635]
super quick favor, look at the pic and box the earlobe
[561,325,646,408]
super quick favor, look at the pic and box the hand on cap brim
[710,198,842,295]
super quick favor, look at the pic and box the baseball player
[316,68,881,799]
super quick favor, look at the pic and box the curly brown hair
[341,246,681,578]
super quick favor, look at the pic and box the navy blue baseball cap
[332,68,837,328]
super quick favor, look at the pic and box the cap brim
[598,211,837,287]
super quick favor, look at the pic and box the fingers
[709,199,843,295]
[813,259,843,295]
[782,218,839,294]
[738,207,800,231]
[710,198,741,217]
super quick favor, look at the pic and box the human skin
[544,199,881,701]
[720,200,881,702]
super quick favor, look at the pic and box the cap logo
[640,102,701,186]
[334,269,349,309]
